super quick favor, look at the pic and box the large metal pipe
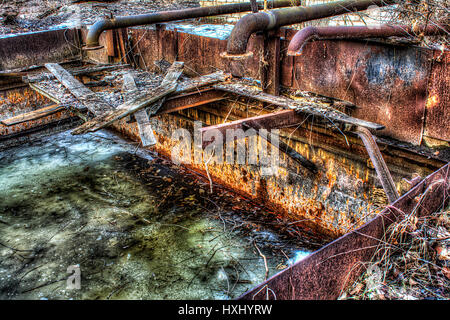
[85,0,301,49]
[287,24,450,56]
[224,0,396,58]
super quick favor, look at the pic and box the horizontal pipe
[85,0,301,49]
[288,24,450,56]
[224,0,396,58]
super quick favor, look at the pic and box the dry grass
[341,204,450,300]
[390,0,449,48]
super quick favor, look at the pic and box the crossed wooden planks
[70,61,185,135]
[122,72,157,147]
[44,62,230,141]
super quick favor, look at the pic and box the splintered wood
[1,104,67,126]
[32,62,230,142]
[45,63,113,116]
[71,61,185,135]
[24,64,130,83]
[122,72,157,147]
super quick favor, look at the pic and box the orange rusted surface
[0,87,75,138]
[111,101,401,238]
[424,51,450,143]
[239,162,449,300]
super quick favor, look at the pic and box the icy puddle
[0,130,314,300]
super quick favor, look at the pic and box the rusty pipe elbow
[224,11,273,58]
[224,0,397,59]
[84,1,302,51]
[85,18,116,49]
[287,24,450,56]
[287,26,319,56]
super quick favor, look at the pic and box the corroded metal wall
[110,96,444,238]
[289,39,432,144]
[239,162,449,300]
[0,29,81,71]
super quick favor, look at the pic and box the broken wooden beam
[28,82,62,104]
[45,63,113,116]
[157,89,227,115]
[122,72,157,147]
[200,109,311,144]
[355,126,399,203]
[24,63,130,83]
[0,104,67,126]
[71,61,184,134]
[214,82,384,131]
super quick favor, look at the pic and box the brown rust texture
[288,39,433,145]
[0,87,74,137]
[239,163,449,300]
[2,26,447,238]
[0,29,81,71]
[424,50,450,142]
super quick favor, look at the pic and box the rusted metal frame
[155,89,227,116]
[242,121,318,173]
[224,0,395,58]
[105,29,117,60]
[0,28,82,71]
[355,126,399,203]
[85,0,301,49]
[260,30,281,95]
[238,162,449,300]
[287,24,450,56]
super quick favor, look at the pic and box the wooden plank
[45,63,113,116]
[214,81,384,131]
[122,72,157,147]
[1,104,66,126]
[25,64,130,83]
[28,83,62,104]
[72,61,185,135]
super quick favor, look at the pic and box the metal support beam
[261,30,281,95]
[355,126,399,203]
